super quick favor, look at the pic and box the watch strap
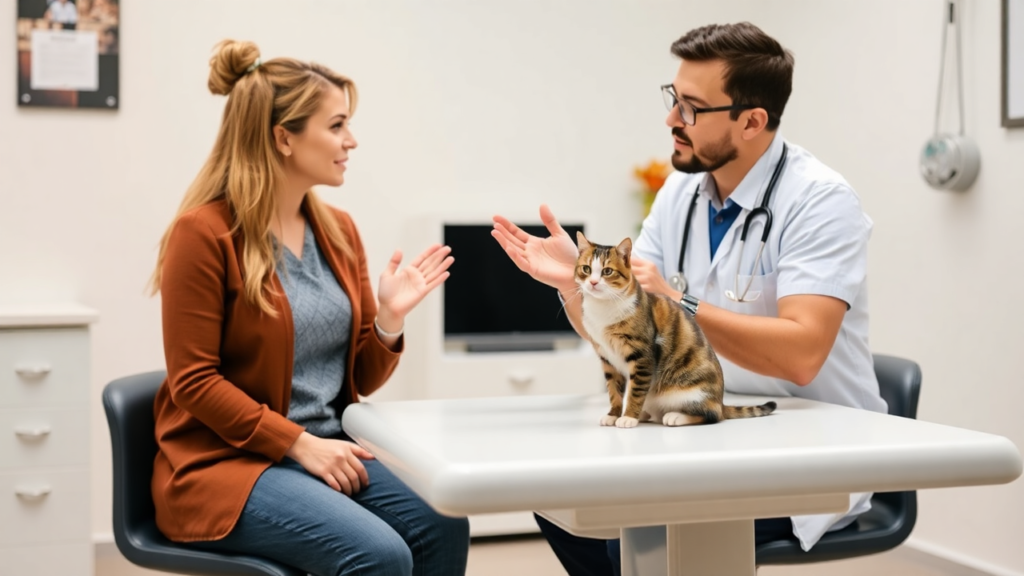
[679,293,700,316]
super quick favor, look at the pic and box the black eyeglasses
[660,84,757,126]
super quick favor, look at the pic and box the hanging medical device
[920,0,980,191]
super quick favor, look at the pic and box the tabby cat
[573,232,776,427]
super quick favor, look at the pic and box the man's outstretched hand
[491,204,579,292]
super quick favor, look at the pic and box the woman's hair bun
[208,39,261,95]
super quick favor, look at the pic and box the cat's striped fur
[573,232,776,428]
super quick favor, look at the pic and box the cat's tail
[723,401,777,419]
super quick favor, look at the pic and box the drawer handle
[15,485,52,502]
[508,370,535,390]
[15,365,52,379]
[14,425,52,440]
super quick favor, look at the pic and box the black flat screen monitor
[443,223,584,352]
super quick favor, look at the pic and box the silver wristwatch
[679,293,700,316]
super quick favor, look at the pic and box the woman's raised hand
[376,244,453,328]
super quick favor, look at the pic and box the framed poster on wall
[16,0,119,109]
[1003,0,1024,127]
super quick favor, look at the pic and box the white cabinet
[0,304,97,575]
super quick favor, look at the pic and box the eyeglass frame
[660,84,760,126]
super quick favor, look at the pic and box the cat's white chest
[581,295,633,376]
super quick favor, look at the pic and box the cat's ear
[576,231,592,251]
[615,237,633,267]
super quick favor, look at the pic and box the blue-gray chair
[102,371,304,576]
[755,353,922,564]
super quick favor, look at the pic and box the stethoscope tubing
[675,143,789,299]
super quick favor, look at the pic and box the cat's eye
[602,268,613,276]
[581,265,591,275]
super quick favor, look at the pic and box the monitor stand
[467,340,556,353]
[449,333,580,354]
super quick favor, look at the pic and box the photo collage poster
[16,0,120,109]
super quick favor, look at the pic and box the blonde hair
[150,39,358,314]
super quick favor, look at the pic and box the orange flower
[633,159,672,194]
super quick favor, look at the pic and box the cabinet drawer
[0,407,89,470]
[428,348,605,399]
[0,328,90,407]
[0,541,92,575]
[0,467,90,545]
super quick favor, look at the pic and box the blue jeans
[534,513,794,576]
[192,458,469,576]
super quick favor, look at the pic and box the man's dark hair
[670,22,793,131]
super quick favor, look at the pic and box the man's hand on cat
[632,257,681,300]
[377,244,454,324]
[491,205,578,291]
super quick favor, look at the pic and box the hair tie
[245,58,261,74]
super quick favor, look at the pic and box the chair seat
[756,492,916,564]
[755,354,922,566]
[117,518,305,576]
[848,498,900,533]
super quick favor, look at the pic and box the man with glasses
[491,21,886,576]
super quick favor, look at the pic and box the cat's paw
[615,416,640,428]
[662,412,701,427]
[600,415,618,426]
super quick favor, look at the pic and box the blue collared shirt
[708,199,743,260]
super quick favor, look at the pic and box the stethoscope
[667,143,788,302]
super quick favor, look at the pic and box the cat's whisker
[558,285,583,314]
[607,287,630,307]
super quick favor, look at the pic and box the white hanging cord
[934,0,966,136]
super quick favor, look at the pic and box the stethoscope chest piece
[668,274,687,294]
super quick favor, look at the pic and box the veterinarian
[491,21,887,576]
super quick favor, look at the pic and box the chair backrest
[872,354,922,419]
[870,354,922,521]
[101,371,167,545]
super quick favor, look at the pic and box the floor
[96,534,954,576]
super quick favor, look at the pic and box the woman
[149,39,468,575]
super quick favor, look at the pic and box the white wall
[764,2,1024,572]
[0,0,1021,573]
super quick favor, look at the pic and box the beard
[670,128,738,174]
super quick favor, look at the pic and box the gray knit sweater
[275,224,352,438]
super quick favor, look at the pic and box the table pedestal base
[538,493,849,576]
[621,520,755,576]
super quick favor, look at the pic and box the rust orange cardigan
[152,198,402,542]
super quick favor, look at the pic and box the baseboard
[93,532,118,558]
[896,537,1024,576]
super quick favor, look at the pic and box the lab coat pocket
[721,270,778,317]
